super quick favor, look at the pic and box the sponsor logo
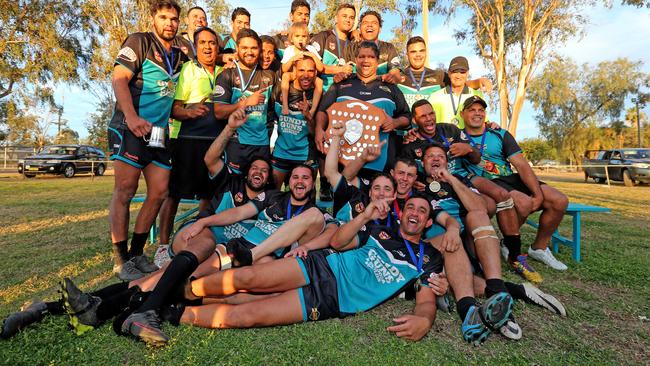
[117,47,137,62]
[425,77,438,83]
[423,255,430,264]
[213,85,226,97]
[255,192,266,201]
[328,42,336,51]
[437,189,448,197]
[378,85,391,93]
[378,231,390,240]
[234,192,244,203]
[354,202,365,213]
[430,200,440,210]
[125,152,139,161]
[154,51,163,63]
[359,91,371,96]
[364,248,406,284]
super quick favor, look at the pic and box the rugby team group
[1,0,572,348]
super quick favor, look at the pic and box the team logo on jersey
[309,307,320,321]
[153,51,163,63]
[262,76,271,85]
[414,148,422,158]
[379,85,391,93]
[460,131,467,139]
[213,85,226,97]
[378,231,391,240]
[390,57,400,66]
[234,192,244,203]
[354,202,365,213]
[425,77,438,83]
[361,178,370,186]
[430,200,441,210]
[328,42,336,51]
[254,192,266,201]
[437,189,448,197]
[117,47,137,62]
[423,255,430,264]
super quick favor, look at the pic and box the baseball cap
[462,95,487,111]
[448,56,469,72]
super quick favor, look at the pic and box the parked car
[17,145,107,178]
[582,148,650,186]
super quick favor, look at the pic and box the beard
[290,187,312,202]
[245,177,265,192]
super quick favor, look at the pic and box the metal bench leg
[149,220,157,245]
[573,212,581,262]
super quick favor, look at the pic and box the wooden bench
[131,195,200,244]
[525,203,611,262]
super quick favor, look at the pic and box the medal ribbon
[286,201,305,220]
[332,29,348,59]
[400,232,424,273]
[465,129,487,156]
[162,48,175,76]
[234,61,258,93]
[373,211,392,229]
[408,68,426,91]
[447,85,463,116]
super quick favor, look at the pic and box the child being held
[281,22,324,116]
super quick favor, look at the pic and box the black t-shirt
[344,40,400,74]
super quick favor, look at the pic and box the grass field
[0,172,648,365]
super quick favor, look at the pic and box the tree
[528,56,649,162]
[518,138,557,165]
[54,127,80,144]
[0,0,98,99]
[435,0,591,137]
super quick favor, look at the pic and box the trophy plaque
[324,100,386,166]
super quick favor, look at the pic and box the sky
[53,1,650,140]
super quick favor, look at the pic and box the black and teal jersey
[318,76,410,172]
[207,166,269,243]
[420,173,477,237]
[243,191,320,256]
[218,34,237,54]
[327,225,443,314]
[397,67,448,108]
[344,40,400,76]
[310,29,351,91]
[110,32,187,129]
[213,66,276,146]
[332,176,370,223]
[272,83,314,161]
[400,123,470,176]
[462,127,521,179]
[174,34,196,59]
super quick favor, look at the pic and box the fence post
[605,166,611,188]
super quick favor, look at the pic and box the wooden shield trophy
[324,100,386,166]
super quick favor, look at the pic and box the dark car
[17,145,107,178]
[583,148,650,186]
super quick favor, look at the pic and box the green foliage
[54,127,80,144]
[0,0,98,99]
[528,56,649,161]
[519,138,557,164]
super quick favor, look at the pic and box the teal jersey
[399,123,471,177]
[272,83,314,161]
[462,128,521,179]
[327,225,443,314]
[310,30,351,91]
[110,32,187,129]
[420,173,478,238]
[213,66,277,146]
[218,34,237,54]
[243,191,319,257]
[207,167,271,243]
[318,76,410,172]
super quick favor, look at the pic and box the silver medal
[429,181,441,193]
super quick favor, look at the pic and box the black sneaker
[1,301,47,339]
[60,278,102,335]
[225,240,253,267]
[121,310,169,346]
[113,258,145,281]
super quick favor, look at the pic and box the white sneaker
[528,247,568,271]
[499,318,522,340]
[500,245,509,262]
[522,282,567,316]
[153,245,172,268]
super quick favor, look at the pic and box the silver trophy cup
[143,126,166,149]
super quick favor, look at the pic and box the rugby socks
[95,286,140,321]
[456,297,477,320]
[113,240,129,265]
[90,282,129,300]
[45,300,65,315]
[135,251,199,313]
[484,278,508,299]
[128,232,149,257]
[503,235,522,262]
[504,282,527,301]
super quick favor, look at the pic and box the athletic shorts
[108,125,171,169]
[492,173,545,196]
[296,249,343,322]
[271,155,318,174]
[169,138,217,200]
[225,139,271,174]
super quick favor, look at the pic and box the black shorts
[492,173,545,196]
[296,249,342,322]
[271,155,318,174]
[108,125,171,169]
[225,139,271,174]
[169,138,217,200]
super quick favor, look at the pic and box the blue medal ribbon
[408,68,426,91]
[162,48,175,76]
[332,29,348,60]
[400,232,424,273]
[465,129,487,156]
[447,85,463,116]
[286,200,305,220]
[373,211,392,228]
